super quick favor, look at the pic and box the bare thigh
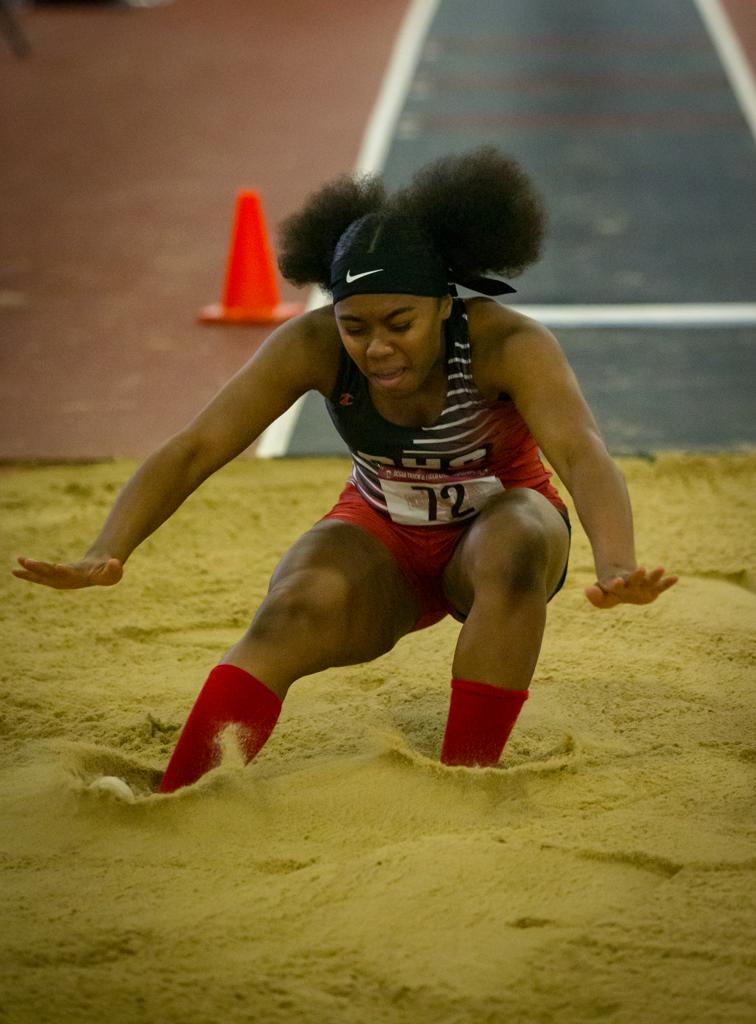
[442,489,570,617]
[437,490,570,687]
[224,520,421,695]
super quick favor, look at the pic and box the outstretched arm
[13,432,222,589]
[13,310,339,591]
[472,303,677,608]
[540,425,677,607]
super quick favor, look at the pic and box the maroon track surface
[0,0,407,458]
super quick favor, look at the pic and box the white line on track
[511,303,756,328]
[353,0,442,175]
[256,0,440,458]
[693,0,756,142]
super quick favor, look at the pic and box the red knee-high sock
[159,665,282,793]
[440,677,528,767]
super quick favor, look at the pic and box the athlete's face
[334,293,453,397]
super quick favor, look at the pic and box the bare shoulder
[295,302,341,343]
[464,296,558,349]
[464,297,567,398]
[258,303,342,397]
[270,303,340,353]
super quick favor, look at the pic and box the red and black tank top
[325,300,565,526]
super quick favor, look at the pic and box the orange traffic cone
[199,190,304,325]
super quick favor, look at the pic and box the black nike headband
[329,252,516,303]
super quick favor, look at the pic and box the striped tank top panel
[325,300,565,526]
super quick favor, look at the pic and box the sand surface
[1,455,755,1023]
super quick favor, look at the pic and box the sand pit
[1,454,754,1023]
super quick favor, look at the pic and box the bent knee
[251,567,355,638]
[471,502,553,596]
[491,531,549,595]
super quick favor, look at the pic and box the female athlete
[13,148,677,792]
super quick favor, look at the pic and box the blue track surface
[286,0,756,455]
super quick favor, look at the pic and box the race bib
[378,468,504,526]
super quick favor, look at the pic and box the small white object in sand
[88,776,136,802]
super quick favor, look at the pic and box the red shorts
[319,482,467,631]
[320,480,570,632]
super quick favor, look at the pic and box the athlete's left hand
[585,566,678,608]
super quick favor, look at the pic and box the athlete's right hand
[12,556,123,590]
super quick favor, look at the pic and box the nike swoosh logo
[345,268,385,283]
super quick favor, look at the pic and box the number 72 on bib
[379,475,505,525]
